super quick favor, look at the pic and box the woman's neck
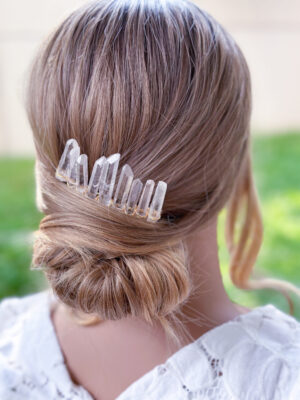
[180,216,246,333]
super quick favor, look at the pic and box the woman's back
[1,289,300,399]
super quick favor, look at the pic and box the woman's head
[26,0,255,343]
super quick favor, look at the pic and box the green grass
[0,133,300,319]
[0,159,48,297]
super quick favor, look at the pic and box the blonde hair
[26,0,300,346]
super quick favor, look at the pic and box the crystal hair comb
[55,139,167,223]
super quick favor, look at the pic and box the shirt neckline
[38,288,276,399]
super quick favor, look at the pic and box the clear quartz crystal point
[75,154,88,193]
[113,164,134,210]
[67,147,81,186]
[55,138,80,182]
[147,181,167,222]
[97,158,109,200]
[125,179,143,215]
[99,153,120,206]
[136,179,155,217]
[87,156,106,199]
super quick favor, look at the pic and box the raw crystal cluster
[55,139,167,222]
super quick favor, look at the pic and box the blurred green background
[0,132,300,319]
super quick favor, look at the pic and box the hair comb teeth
[55,139,167,222]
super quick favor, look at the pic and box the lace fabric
[0,289,300,399]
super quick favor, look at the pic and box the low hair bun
[32,214,191,343]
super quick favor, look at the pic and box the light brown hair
[26,0,300,346]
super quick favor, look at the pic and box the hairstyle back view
[26,0,299,343]
[1,1,300,399]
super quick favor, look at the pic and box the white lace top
[0,289,300,400]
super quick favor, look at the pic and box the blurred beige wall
[0,0,299,155]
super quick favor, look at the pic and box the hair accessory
[55,139,167,222]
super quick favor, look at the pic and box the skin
[50,214,251,400]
